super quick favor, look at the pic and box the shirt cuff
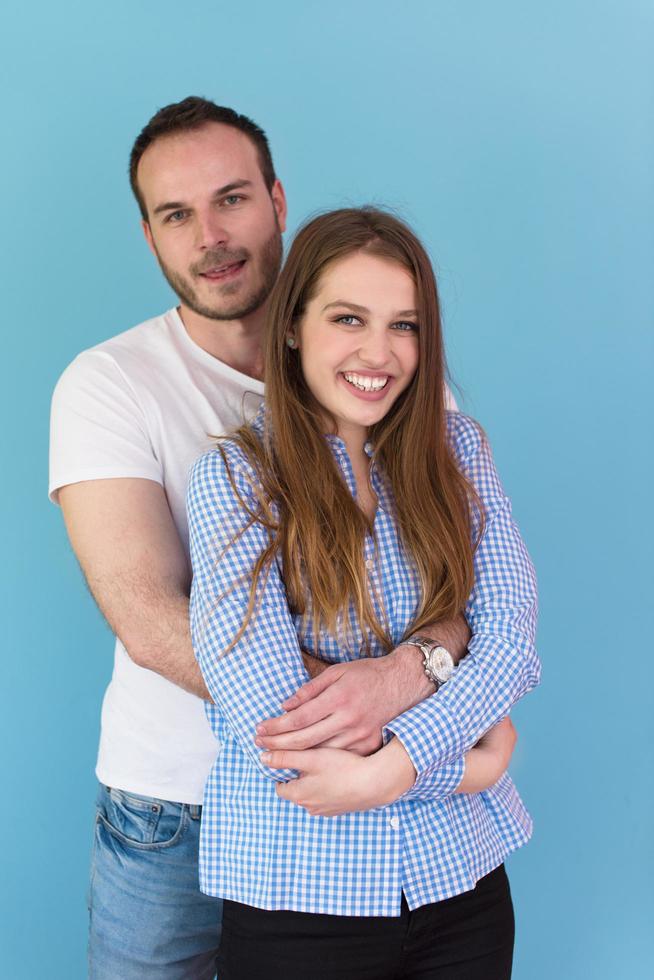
[400,755,465,802]
[384,694,465,776]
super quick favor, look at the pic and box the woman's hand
[456,717,517,794]
[261,717,517,816]
[261,740,416,817]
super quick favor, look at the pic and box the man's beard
[156,226,283,321]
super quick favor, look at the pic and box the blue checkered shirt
[187,409,539,915]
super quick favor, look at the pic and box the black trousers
[218,864,515,980]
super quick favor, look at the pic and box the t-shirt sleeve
[49,349,163,504]
[444,383,458,412]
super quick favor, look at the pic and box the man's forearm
[59,479,212,701]
[111,589,211,701]
[302,650,331,679]
[302,617,470,694]
[416,617,471,665]
[387,614,472,710]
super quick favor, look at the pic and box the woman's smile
[338,370,393,399]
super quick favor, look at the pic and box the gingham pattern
[187,410,539,915]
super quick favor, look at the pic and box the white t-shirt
[49,308,264,803]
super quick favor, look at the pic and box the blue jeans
[88,784,223,979]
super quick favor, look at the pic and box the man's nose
[195,211,229,250]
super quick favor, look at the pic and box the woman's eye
[392,321,418,332]
[335,315,361,326]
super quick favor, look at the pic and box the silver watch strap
[404,633,453,690]
[405,634,449,688]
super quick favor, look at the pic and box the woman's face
[295,251,420,448]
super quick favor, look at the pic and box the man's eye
[392,321,419,332]
[166,210,187,223]
[335,315,361,326]
[223,195,244,206]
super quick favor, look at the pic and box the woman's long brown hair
[219,207,481,655]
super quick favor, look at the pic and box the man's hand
[256,614,472,755]
[257,655,413,755]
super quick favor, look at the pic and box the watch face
[430,647,455,683]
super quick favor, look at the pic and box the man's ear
[142,219,157,259]
[271,179,288,233]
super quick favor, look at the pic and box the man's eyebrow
[153,200,187,216]
[211,179,253,197]
[152,180,254,216]
[321,300,418,317]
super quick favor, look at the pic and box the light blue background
[2,1,652,977]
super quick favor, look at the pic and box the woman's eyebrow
[321,300,417,317]
[322,300,370,314]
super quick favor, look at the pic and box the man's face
[138,123,286,321]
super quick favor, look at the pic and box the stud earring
[286,336,297,349]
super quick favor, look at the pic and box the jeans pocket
[97,787,186,850]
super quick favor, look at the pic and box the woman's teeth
[343,373,389,392]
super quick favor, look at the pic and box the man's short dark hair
[129,96,277,220]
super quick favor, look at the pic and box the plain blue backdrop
[2,1,652,977]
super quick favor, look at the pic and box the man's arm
[257,615,470,756]
[59,477,211,700]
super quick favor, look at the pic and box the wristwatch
[405,634,456,690]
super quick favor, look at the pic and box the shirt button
[365,559,374,571]
[389,816,400,830]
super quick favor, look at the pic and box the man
[50,97,515,978]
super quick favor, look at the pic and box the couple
[50,97,539,979]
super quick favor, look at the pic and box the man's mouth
[198,260,246,281]
[342,372,390,392]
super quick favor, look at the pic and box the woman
[187,208,539,979]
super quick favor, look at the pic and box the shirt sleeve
[49,350,162,503]
[397,756,466,801]
[187,447,312,783]
[384,414,540,801]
